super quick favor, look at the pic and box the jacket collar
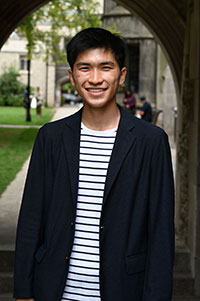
[62,105,136,206]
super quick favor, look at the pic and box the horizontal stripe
[63,291,100,298]
[74,231,99,240]
[80,139,115,145]
[77,195,103,202]
[75,224,99,233]
[74,237,99,247]
[72,244,99,255]
[67,284,99,291]
[65,286,100,296]
[79,174,106,180]
[80,147,112,156]
[75,216,100,225]
[76,209,101,218]
[80,160,109,169]
[68,265,99,276]
[67,280,99,289]
[62,296,101,301]
[67,272,99,282]
[77,202,102,211]
[79,168,107,175]
[80,153,110,161]
[80,142,113,150]
[78,188,104,197]
[69,263,100,271]
[67,277,99,285]
[70,255,99,263]
[81,133,116,140]
[78,182,105,189]
[70,251,100,262]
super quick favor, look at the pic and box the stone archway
[0,0,200,296]
[0,0,185,99]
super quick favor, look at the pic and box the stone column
[139,39,156,104]
[176,0,200,296]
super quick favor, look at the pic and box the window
[19,55,28,70]
[127,43,139,93]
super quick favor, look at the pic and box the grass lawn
[0,106,55,125]
[0,128,38,196]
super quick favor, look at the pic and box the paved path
[0,105,81,250]
[0,124,40,128]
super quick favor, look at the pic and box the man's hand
[16,299,34,301]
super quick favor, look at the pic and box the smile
[86,88,107,92]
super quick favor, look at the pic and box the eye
[102,66,112,71]
[79,66,89,71]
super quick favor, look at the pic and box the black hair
[66,27,126,70]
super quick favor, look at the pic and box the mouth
[86,88,107,93]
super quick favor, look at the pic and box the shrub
[0,66,26,106]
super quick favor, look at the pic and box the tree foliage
[17,0,101,64]
[0,66,26,106]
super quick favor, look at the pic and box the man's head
[66,27,126,71]
[66,28,127,110]
[140,96,146,103]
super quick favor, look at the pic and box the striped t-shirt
[61,122,117,301]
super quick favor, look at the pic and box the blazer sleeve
[14,127,47,298]
[143,130,175,300]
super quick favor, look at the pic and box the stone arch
[115,0,185,100]
[0,0,185,101]
[1,0,200,296]
[55,75,70,107]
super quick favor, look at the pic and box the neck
[82,103,120,131]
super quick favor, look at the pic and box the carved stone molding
[177,78,194,244]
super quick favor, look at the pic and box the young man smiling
[14,28,174,301]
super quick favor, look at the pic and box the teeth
[87,89,104,92]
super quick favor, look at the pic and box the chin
[83,99,115,110]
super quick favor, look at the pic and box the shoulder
[33,109,81,151]
[131,114,168,143]
[39,108,81,138]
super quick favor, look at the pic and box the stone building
[0,33,56,106]
[103,0,157,103]
[102,0,177,144]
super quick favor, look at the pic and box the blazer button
[66,256,69,261]
[100,225,104,230]
[70,222,74,227]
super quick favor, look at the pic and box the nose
[88,68,103,85]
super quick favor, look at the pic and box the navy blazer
[14,106,174,300]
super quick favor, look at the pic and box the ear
[119,67,127,86]
[68,69,75,86]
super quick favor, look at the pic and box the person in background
[123,89,136,115]
[140,95,152,122]
[35,87,42,116]
[23,87,31,122]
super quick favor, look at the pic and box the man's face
[68,48,126,109]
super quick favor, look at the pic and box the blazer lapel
[103,107,136,204]
[61,106,136,207]
[62,108,82,206]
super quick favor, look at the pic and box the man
[14,28,174,301]
[35,87,42,116]
[140,96,152,122]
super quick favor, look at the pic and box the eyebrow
[76,61,115,67]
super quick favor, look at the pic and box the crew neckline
[81,122,118,134]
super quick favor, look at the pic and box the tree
[17,0,101,64]
[0,66,26,106]
[16,0,101,114]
